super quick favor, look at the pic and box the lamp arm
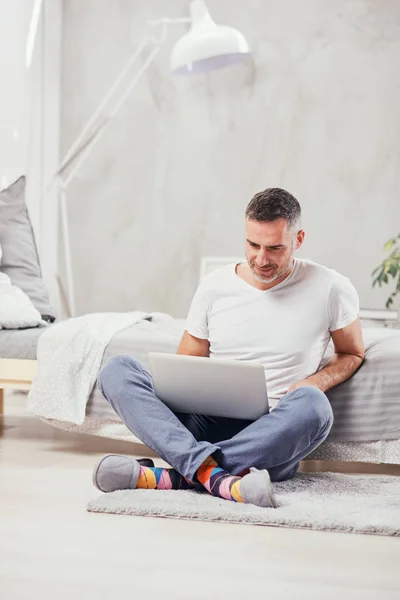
[62,42,161,188]
[58,37,148,175]
[53,16,191,317]
[56,17,190,182]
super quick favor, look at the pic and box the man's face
[245,218,304,284]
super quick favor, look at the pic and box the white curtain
[0,1,32,192]
[0,0,62,314]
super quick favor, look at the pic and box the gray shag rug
[87,472,400,537]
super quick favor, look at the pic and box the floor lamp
[52,0,250,317]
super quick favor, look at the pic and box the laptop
[148,352,269,420]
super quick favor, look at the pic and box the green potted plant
[372,234,400,314]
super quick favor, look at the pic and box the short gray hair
[245,188,301,233]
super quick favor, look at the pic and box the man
[93,188,365,508]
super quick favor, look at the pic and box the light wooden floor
[1,392,399,600]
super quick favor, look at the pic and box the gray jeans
[97,355,334,482]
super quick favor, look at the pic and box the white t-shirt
[185,258,359,409]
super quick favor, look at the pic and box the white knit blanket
[27,311,152,424]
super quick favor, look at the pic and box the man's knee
[97,354,144,396]
[302,386,334,432]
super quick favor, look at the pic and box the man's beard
[249,259,293,284]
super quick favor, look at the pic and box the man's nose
[256,249,270,266]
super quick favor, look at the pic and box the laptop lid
[148,352,269,420]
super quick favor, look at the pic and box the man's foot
[196,456,277,508]
[240,467,277,508]
[137,457,155,468]
[92,454,194,493]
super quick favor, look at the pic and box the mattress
[0,325,48,359]
[320,327,400,441]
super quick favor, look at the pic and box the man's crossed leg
[93,355,334,508]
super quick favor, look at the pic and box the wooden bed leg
[0,388,4,415]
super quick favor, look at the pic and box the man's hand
[287,379,321,393]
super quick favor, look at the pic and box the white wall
[61,0,400,317]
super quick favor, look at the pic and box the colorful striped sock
[196,456,244,503]
[136,466,194,490]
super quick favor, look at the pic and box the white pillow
[0,243,46,329]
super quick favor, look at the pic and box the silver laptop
[148,352,269,420]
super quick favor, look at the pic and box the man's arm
[288,317,365,393]
[177,330,210,357]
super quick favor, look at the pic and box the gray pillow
[0,176,56,321]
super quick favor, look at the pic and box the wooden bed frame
[0,358,38,413]
[1,356,399,477]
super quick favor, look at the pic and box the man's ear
[295,230,305,250]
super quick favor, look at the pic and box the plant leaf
[384,238,397,253]
[372,273,384,287]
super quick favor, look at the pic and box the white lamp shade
[170,0,250,75]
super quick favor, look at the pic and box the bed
[1,317,400,468]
